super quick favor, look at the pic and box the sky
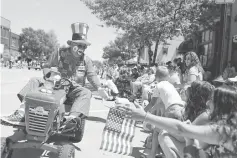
[1,0,118,61]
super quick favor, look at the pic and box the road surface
[0,68,148,158]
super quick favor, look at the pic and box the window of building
[1,28,9,38]
[199,30,214,68]
[11,38,16,47]
[5,29,8,38]
[1,28,4,37]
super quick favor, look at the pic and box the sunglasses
[72,45,87,52]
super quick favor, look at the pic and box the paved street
[0,68,148,158]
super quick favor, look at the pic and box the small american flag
[100,108,136,156]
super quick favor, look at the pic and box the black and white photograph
[0,0,237,158]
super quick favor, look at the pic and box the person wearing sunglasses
[1,23,101,133]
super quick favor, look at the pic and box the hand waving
[117,101,146,122]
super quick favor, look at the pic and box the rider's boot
[60,114,83,133]
[0,103,25,126]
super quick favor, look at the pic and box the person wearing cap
[137,66,185,158]
[1,23,101,130]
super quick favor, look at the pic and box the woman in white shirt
[183,51,204,85]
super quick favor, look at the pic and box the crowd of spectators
[98,51,237,158]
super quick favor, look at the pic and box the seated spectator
[174,57,186,75]
[166,61,172,67]
[143,66,185,116]
[120,85,237,158]
[131,67,140,82]
[109,64,120,82]
[167,64,181,86]
[223,61,236,80]
[177,52,204,89]
[138,66,185,157]
[101,73,119,101]
[115,67,132,97]
[100,65,108,79]
[140,67,156,102]
[131,68,155,98]
[158,81,214,158]
[141,82,157,102]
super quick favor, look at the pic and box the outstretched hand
[117,101,146,122]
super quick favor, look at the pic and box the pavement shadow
[86,116,106,124]
[131,147,145,158]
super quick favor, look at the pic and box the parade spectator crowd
[1,50,237,157]
[98,51,237,158]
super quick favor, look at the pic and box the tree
[82,0,184,64]
[47,30,60,55]
[102,34,137,61]
[20,27,59,59]
[92,60,103,68]
[82,0,220,64]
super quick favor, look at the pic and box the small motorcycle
[1,71,86,158]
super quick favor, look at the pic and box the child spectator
[102,73,119,101]
[167,64,181,86]
[139,66,185,158]
[131,68,155,99]
[131,67,140,82]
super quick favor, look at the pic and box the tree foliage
[20,27,59,59]
[102,34,137,60]
[82,0,220,64]
[92,60,103,68]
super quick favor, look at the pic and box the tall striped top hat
[67,22,91,46]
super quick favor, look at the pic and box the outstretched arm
[144,113,220,145]
[120,105,221,146]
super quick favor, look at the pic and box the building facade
[154,35,184,64]
[1,17,21,59]
[228,1,237,73]
[1,17,11,50]
[138,35,184,65]
[178,2,237,78]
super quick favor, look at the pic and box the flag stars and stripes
[100,108,136,156]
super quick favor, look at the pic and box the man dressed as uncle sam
[1,23,102,132]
